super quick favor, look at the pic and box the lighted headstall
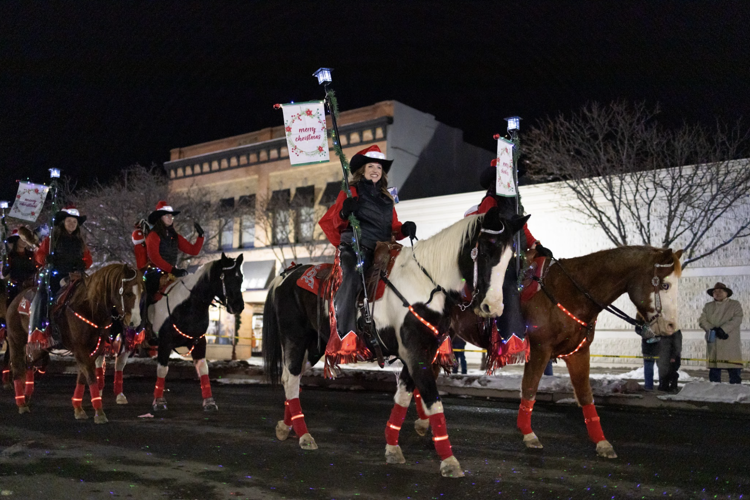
[458,222,505,312]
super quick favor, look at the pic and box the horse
[452,245,683,458]
[118,252,244,413]
[263,207,528,478]
[5,263,142,422]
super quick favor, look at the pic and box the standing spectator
[641,337,660,391]
[699,282,744,384]
[452,337,467,374]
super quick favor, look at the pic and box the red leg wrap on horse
[287,398,309,437]
[89,384,103,410]
[2,369,10,385]
[200,374,212,399]
[25,369,34,398]
[154,377,166,399]
[283,400,292,427]
[517,398,535,435]
[114,370,123,395]
[96,367,105,391]
[14,380,26,406]
[72,383,85,408]
[582,404,606,443]
[413,389,428,421]
[428,412,453,460]
[385,403,408,446]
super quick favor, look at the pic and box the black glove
[401,221,417,240]
[340,197,361,219]
[194,222,205,238]
[534,243,554,259]
[714,327,729,340]
[171,268,188,278]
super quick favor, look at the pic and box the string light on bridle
[459,223,505,312]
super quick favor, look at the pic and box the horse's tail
[262,275,285,386]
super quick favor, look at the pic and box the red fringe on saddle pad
[433,336,456,374]
[486,324,530,375]
[323,249,372,378]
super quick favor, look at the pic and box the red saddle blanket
[520,256,549,304]
[296,263,391,301]
[17,289,35,316]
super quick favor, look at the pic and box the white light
[0,201,8,209]
[313,67,332,85]
[505,116,522,132]
[49,168,61,178]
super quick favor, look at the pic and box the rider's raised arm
[177,234,203,256]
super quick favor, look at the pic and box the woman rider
[144,201,204,303]
[319,145,417,355]
[32,205,93,347]
[2,227,38,305]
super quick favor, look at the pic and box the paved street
[1,375,749,499]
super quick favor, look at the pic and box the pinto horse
[127,252,245,413]
[263,208,528,477]
[5,264,142,422]
[454,245,683,458]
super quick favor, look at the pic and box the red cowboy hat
[148,200,181,225]
[53,204,87,226]
[349,145,394,174]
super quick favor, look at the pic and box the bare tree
[524,101,750,266]
[255,185,333,268]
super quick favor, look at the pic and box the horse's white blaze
[156,364,169,378]
[194,358,208,376]
[394,380,413,407]
[651,271,680,335]
[423,400,444,417]
[128,284,141,327]
[479,245,514,316]
[151,265,210,333]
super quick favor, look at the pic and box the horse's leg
[94,355,106,392]
[72,370,88,420]
[24,368,34,401]
[2,349,11,389]
[80,354,107,424]
[564,348,616,458]
[193,340,217,411]
[412,388,430,436]
[279,355,317,450]
[517,343,551,450]
[384,372,413,464]
[8,328,30,414]
[113,348,130,404]
[152,340,170,411]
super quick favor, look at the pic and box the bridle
[216,259,240,313]
[114,266,139,320]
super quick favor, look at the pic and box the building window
[293,185,315,243]
[319,181,341,207]
[269,189,291,245]
[239,194,255,248]
[219,197,235,250]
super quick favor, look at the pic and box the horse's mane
[83,264,140,312]
[412,214,482,282]
[563,246,683,276]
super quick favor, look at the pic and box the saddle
[520,256,549,304]
[51,274,85,317]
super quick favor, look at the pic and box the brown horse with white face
[5,264,142,423]
[453,245,683,458]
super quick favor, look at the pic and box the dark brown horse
[451,245,683,458]
[5,264,142,422]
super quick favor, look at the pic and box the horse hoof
[74,407,88,420]
[17,405,31,415]
[152,397,168,412]
[523,432,544,449]
[94,411,109,424]
[440,456,465,478]
[115,393,128,405]
[2,382,11,391]
[414,418,430,437]
[298,433,318,450]
[202,397,218,412]
[385,444,406,464]
[596,440,617,459]
[275,420,292,441]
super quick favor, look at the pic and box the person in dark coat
[319,145,417,355]
[452,337,467,374]
[2,227,38,304]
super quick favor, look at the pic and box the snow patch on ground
[658,382,750,404]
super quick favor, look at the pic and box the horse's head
[115,265,143,328]
[215,252,245,315]
[465,208,530,318]
[629,248,683,336]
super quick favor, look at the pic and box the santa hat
[148,200,181,225]
[349,145,394,174]
[53,204,87,226]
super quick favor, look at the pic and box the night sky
[2,1,748,202]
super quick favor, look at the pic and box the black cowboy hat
[707,282,733,297]
[349,145,394,175]
[148,200,181,225]
[53,205,87,226]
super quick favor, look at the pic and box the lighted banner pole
[496,116,522,274]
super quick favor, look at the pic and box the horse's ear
[221,252,227,260]
[481,207,504,231]
[236,253,244,264]
[673,249,684,261]
[508,214,531,235]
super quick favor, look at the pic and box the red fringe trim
[486,323,530,375]
[434,336,456,374]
